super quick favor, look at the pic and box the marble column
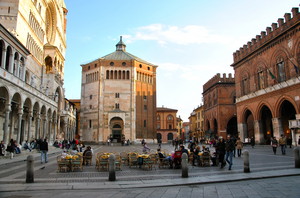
[3,103,11,144]
[16,108,23,144]
[48,119,52,143]
[237,123,246,142]
[35,114,40,139]
[53,117,57,141]
[254,120,264,143]
[8,50,14,73]
[272,117,282,138]
[1,48,6,69]
[27,111,32,141]
[42,117,47,139]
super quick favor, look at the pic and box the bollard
[181,153,188,178]
[243,150,250,173]
[26,155,34,183]
[108,154,116,181]
[294,147,300,168]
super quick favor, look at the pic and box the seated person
[173,150,182,169]
[192,146,201,166]
[157,149,173,168]
[23,140,32,152]
[83,146,92,165]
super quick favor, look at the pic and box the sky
[63,0,300,122]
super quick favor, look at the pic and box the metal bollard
[181,153,188,178]
[243,150,250,173]
[26,155,34,183]
[294,147,300,168]
[108,154,116,181]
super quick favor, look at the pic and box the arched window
[127,71,130,79]
[241,74,250,95]
[167,115,173,120]
[114,70,117,79]
[5,46,12,71]
[277,58,286,82]
[122,71,125,79]
[110,70,114,79]
[257,68,265,90]
[118,70,121,79]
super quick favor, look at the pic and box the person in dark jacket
[215,136,226,168]
[40,139,48,164]
[225,135,235,170]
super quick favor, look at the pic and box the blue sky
[63,0,299,121]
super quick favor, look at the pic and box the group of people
[270,134,294,155]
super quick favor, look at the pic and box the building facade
[80,37,157,143]
[231,7,300,144]
[203,73,237,139]
[156,107,178,143]
[0,0,76,144]
[189,105,204,141]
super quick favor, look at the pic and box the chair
[201,152,211,167]
[57,156,69,172]
[143,157,154,170]
[115,154,122,170]
[149,153,158,165]
[98,155,109,171]
[120,151,129,165]
[83,151,93,165]
[128,153,138,168]
[158,153,170,168]
[70,156,83,172]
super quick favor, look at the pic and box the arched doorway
[260,105,273,144]
[157,133,162,143]
[213,119,218,138]
[167,133,173,141]
[244,110,254,141]
[227,117,238,137]
[110,117,124,143]
[280,100,296,137]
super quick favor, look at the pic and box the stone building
[231,7,300,144]
[189,105,204,141]
[156,107,178,143]
[0,0,76,144]
[203,73,237,139]
[80,37,157,143]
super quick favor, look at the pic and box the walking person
[216,136,226,168]
[271,136,278,155]
[225,135,235,170]
[236,137,243,157]
[279,134,286,155]
[40,139,48,164]
[250,136,255,148]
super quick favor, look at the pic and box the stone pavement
[0,143,299,193]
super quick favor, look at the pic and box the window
[157,115,160,121]
[110,62,114,66]
[122,62,126,66]
[139,64,142,68]
[115,93,120,98]
[88,66,90,70]
[95,64,97,68]
[241,76,249,95]
[157,124,160,129]
[143,95,147,100]
[147,67,150,70]
[144,120,147,127]
[277,60,286,82]
[167,115,173,120]
[89,105,92,109]
[115,103,119,109]
[144,105,147,110]
[257,70,265,89]
[89,120,92,128]
[169,124,172,129]
[90,95,92,99]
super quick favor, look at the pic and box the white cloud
[126,24,230,46]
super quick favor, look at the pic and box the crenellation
[232,6,300,65]
[291,7,299,18]
[203,73,235,92]
[277,18,284,27]
[284,13,291,21]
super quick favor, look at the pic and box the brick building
[231,7,300,144]
[156,107,178,143]
[80,37,157,143]
[203,73,237,139]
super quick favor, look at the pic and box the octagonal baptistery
[80,37,158,144]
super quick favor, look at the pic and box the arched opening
[45,56,53,73]
[167,133,173,141]
[0,40,4,67]
[280,100,296,137]
[5,46,12,71]
[226,116,238,137]
[244,110,254,141]
[260,106,273,144]
[213,119,218,138]
[205,120,211,138]
[110,117,124,143]
[157,133,162,143]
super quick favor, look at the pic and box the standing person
[0,140,5,156]
[236,137,243,157]
[271,136,278,155]
[6,139,15,159]
[250,137,255,148]
[225,135,235,170]
[287,136,292,148]
[279,134,286,155]
[40,139,48,164]
[216,137,226,168]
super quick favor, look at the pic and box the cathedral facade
[80,37,157,143]
[0,0,76,144]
